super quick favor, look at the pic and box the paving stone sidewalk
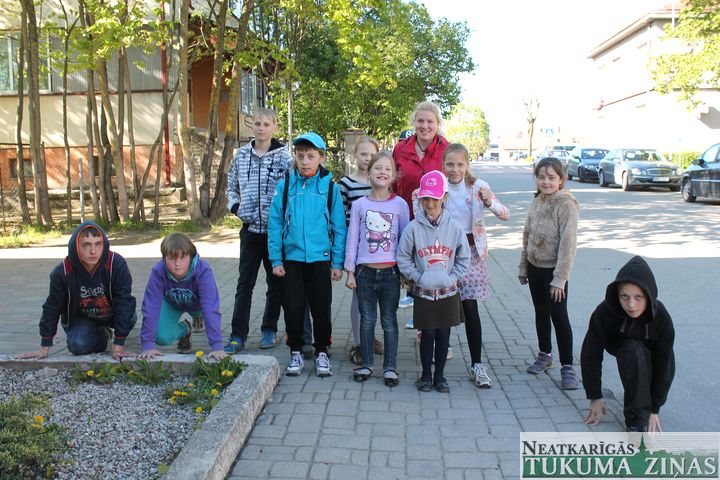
[0,241,625,480]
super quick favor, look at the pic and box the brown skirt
[413,293,464,330]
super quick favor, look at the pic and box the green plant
[160,220,204,236]
[164,354,246,413]
[664,151,701,170]
[211,215,243,230]
[70,360,173,385]
[0,223,66,248]
[0,394,69,479]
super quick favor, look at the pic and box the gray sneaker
[560,365,579,390]
[527,351,553,374]
[470,362,492,388]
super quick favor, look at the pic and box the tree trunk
[198,0,228,217]
[62,15,78,224]
[121,53,140,220]
[209,0,255,220]
[23,0,52,225]
[99,105,120,223]
[96,58,129,222]
[15,8,31,224]
[78,0,99,220]
[176,0,201,222]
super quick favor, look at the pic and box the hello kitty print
[365,210,395,253]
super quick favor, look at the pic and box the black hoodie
[580,256,675,413]
[39,221,137,347]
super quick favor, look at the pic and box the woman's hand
[550,286,565,302]
[518,276,528,285]
[585,399,606,426]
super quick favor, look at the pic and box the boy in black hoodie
[581,256,675,432]
[17,221,137,360]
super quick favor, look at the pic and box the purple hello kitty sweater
[344,194,410,272]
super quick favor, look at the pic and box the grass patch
[0,223,66,248]
[211,215,242,230]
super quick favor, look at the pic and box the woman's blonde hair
[443,143,477,187]
[354,135,380,154]
[367,151,396,192]
[408,101,444,135]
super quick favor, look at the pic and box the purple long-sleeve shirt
[344,194,410,272]
[140,255,223,351]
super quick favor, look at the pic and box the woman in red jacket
[392,101,450,219]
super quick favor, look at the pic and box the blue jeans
[66,317,110,355]
[356,265,401,371]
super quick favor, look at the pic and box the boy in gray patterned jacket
[225,108,292,353]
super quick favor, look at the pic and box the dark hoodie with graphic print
[39,221,137,347]
[580,256,675,414]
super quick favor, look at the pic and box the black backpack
[281,166,335,262]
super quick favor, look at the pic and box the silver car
[598,148,682,191]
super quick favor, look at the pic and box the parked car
[567,147,608,182]
[681,142,720,202]
[598,148,682,191]
[533,149,572,168]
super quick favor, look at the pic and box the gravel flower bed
[0,367,198,480]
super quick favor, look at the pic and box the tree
[524,98,539,158]
[21,0,53,225]
[444,104,490,159]
[651,0,720,107]
[13,8,31,224]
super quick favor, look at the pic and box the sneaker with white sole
[470,362,492,388]
[560,365,579,390]
[315,352,332,377]
[192,317,205,333]
[286,351,304,376]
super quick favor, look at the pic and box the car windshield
[581,149,608,159]
[550,150,570,157]
[623,150,662,162]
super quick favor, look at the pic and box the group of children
[20,106,675,433]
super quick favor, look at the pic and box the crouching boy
[581,255,675,432]
[138,233,226,360]
[17,221,137,360]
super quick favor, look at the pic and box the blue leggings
[154,300,198,346]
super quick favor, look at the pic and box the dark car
[567,147,608,182]
[681,142,720,202]
[598,148,682,191]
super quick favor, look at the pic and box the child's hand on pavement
[111,345,136,361]
[273,265,285,277]
[207,350,227,361]
[585,399,606,425]
[16,346,50,360]
[138,349,163,360]
[331,268,343,281]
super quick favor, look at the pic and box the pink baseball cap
[417,170,448,199]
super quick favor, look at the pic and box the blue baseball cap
[399,129,414,140]
[293,132,326,152]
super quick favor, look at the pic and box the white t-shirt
[447,181,472,234]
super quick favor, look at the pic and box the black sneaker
[177,316,193,353]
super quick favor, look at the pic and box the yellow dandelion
[33,415,44,424]
[215,382,222,387]
[173,390,182,396]
[195,351,204,358]
[86,370,95,377]
[31,423,42,430]
[195,406,203,413]
[169,396,177,405]
[180,392,188,397]
[211,389,219,396]
[187,383,194,387]
[128,370,135,375]
[221,370,233,377]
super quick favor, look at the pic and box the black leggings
[526,262,574,366]
[419,327,451,382]
[462,300,483,365]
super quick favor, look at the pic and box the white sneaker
[315,352,332,377]
[471,362,492,388]
[398,296,414,309]
[286,351,304,376]
[447,347,454,360]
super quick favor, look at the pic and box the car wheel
[567,171,573,181]
[621,172,633,191]
[681,179,696,202]
[599,170,609,187]
[578,168,585,183]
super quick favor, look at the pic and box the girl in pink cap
[397,170,471,393]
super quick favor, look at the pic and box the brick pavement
[0,239,625,479]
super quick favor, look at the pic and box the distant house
[0,3,269,193]
[588,5,719,152]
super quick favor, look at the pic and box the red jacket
[392,134,449,218]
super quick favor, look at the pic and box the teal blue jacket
[268,167,347,270]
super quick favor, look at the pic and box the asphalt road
[470,161,720,432]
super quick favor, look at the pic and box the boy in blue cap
[268,132,347,377]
